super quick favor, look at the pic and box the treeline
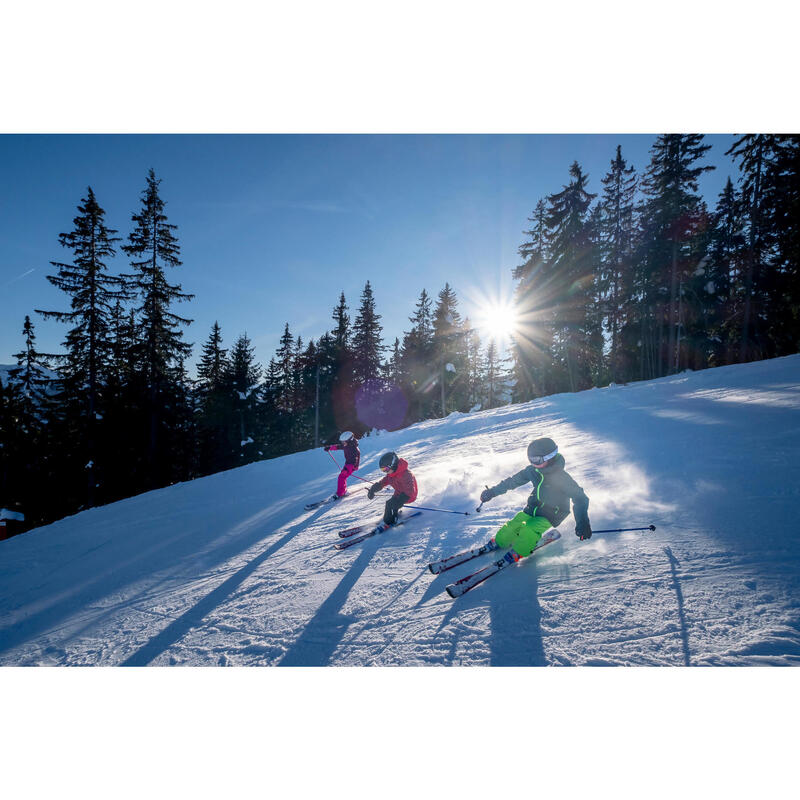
[1,134,799,532]
[0,168,508,529]
[511,134,800,397]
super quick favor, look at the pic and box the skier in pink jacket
[324,431,361,498]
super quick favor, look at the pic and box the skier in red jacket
[367,451,418,526]
[324,431,361,498]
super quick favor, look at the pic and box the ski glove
[480,488,494,503]
[367,483,381,500]
[576,521,592,540]
[324,445,331,451]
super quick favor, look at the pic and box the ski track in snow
[1,356,800,666]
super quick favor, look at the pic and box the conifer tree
[331,291,351,350]
[122,169,194,487]
[195,322,232,474]
[637,135,714,375]
[599,146,638,382]
[9,316,53,418]
[400,288,435,421]
[511,198,551,401]
[543,161,597,393]
[462,318,484,410]
[227,332,262,460]
[432,283,466,415]
[770,135,800,354]
[351,281,384,385]
[35,187,126,507]
[6,317,55,524]
[482,339,508,409]
[704,178,745,365]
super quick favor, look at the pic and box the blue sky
[0,134,738,373]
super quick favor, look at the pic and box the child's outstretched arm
[480,466,533,503]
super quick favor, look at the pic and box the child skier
[324,431,361,499]
[479,437,592,562]
[367,451,418,526]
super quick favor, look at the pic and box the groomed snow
[1,355,799,666]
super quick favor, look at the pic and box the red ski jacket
[375,457,418,501]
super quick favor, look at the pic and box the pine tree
[770,135,800,354]
[483,339,509,409]
[432,283,466,415]
[400,288,435,421]
[5,317,56,526]
[227,332,262,460]
[351,281,384,386]
[9,316,53,419]
[35,187,126,507]
[122,169,194,488]
[511,198,551,401]
[462,318,484,410]
[703,178,746,365]
[599,146,638,382]
[637,135,714,376]
[543,161,597,393]
[331,291,350,350]
[274,323,296,413]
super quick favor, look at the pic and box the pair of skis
[429,529,562,598]
[304,485,393,511]
[332,511,423,550]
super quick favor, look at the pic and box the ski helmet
[379,451,399,473]
[527,437,558,467]
[339,431,355,443]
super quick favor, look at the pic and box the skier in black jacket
[479,437,592,562]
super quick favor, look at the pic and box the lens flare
[476,300,519,346]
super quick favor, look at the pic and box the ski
[428,539,499,574]
[333,511,422,550]
[304,493,341,511]
[445,529,561,598]
[338,523,368,538]
[305,487,367,511]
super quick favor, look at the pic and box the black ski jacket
[488,454,589,528]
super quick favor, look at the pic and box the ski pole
[326,448,371,484]
[405,504,473,516]
[594,525,657,534]
[475,485,490,513]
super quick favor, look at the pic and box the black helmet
[379,451,399,473]
[527,437,558,467]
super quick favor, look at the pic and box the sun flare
[476,300,519,345]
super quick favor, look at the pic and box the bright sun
[477,300,518,344]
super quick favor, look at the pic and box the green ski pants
[494,512,552,557]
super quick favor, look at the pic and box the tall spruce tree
[196,322,232,474]
[770,135,800,354]
[400,288,435,421]
[35,187,126,507]
[227,332,262,461]
[704,178,746,365]
[122,169,194,488]
[599,146,638,382]
[511,198,551,401]
[351,281,384,385]
[432,283,466,415]
[637,135,714,376]
[543,161,597,393]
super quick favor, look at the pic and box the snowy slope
[1,356,799,666]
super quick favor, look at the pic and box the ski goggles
[529,447,558,465]
[380,464,392,473]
